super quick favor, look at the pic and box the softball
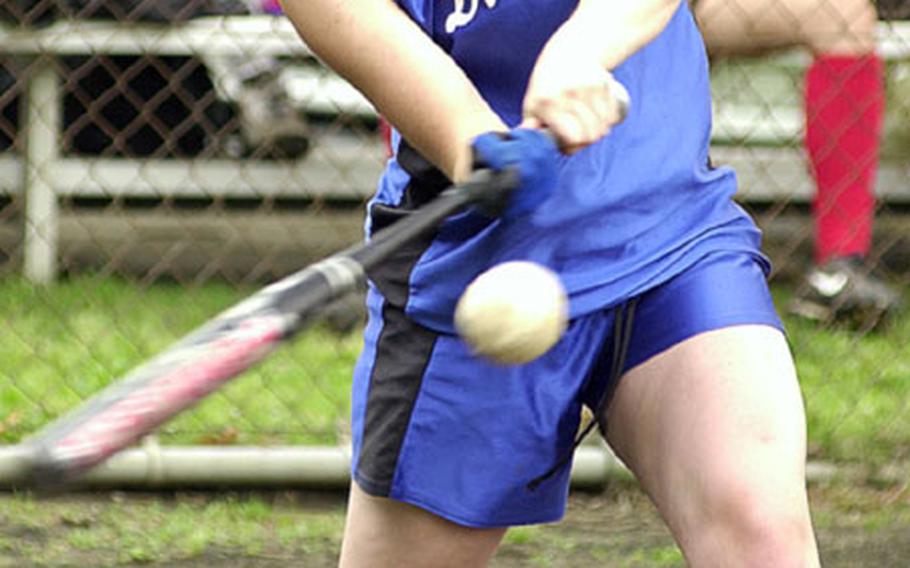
[454,261,568,365]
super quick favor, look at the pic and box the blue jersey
[369,0,767,334]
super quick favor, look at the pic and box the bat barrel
[24,309,294,488]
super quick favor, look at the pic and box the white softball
[454,261,569,365]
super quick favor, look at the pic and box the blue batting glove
[471,128,558,220]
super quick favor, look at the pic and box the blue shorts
[349,251,783,528]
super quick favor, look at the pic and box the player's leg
[590,252,819,566]
[603,325,819,566]
[693,0,876,55]
[339,483,506,568]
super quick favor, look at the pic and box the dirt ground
[2,481,909,567]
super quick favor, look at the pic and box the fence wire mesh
[0,1,908,473]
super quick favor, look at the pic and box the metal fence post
[23,56,59,283]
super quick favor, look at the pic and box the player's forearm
[280,0,505,181]
[563,0,681,69]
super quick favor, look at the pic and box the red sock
[805,54,884,265]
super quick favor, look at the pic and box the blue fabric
[376,1,769,334]
[351,250,783,528]
[471,128,559,219]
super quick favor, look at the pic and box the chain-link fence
[1,2,909,484]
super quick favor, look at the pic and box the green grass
[1,275,909,467]
[778,289,910,466]
[0,490,346,566]
[626,546,685,566]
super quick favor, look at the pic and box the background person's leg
[794,0,900,321]
[798,29,900,319]
[339,483,507,568]
[603,325,820,567]
[695,0,898,321]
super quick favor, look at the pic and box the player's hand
[522,35,626,155]
[471,128,558,220]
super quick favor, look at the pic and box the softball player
[282,1,821,565]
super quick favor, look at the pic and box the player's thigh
[602,325,811,542]
[694,0,876,55]
[340,483,507,568]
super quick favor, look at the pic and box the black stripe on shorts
[355,301,438,496]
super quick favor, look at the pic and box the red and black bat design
[23,168,518,489]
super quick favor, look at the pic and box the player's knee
[701,475,816,566]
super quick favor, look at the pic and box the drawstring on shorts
[527,298,639,491]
